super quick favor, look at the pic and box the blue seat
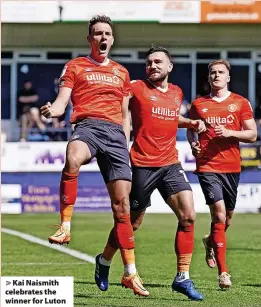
[177,128,187,141]
[27,133,50,142]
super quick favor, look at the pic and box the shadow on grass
[243,284,261,288]
[75,281,169,288]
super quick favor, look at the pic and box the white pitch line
[2,228,95,264]
[2,262,87,266]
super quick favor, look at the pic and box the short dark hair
[88,15,113,35]
[146,44,172,61]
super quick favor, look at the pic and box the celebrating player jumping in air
[40,15,149,297]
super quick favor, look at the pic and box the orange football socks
[102,228,118,261]
[102,215,137,275]
[211,223,228,274]
[60,170,79,223]
[175,223,194,273]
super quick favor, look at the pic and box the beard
[147,72,168,83]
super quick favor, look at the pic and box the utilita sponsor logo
[206,114,234,125]
[86,74,120,84]
[152,107,179,117]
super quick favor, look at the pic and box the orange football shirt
[59,56,131,125]
[130,80,183,167]
[189,92,254,173]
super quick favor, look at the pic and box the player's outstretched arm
[122,96,131,145]
[178,115,206,133]
[40,87,72,118]
[214,118,257,143]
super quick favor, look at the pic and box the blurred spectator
[17,80,46,141]
[39,77,73,141]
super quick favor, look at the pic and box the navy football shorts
[130,163,192,211]
[70,118,132,184]
[197,172,240,211]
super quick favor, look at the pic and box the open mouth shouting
[99,42,108,53]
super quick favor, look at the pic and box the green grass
[2,213,261,306]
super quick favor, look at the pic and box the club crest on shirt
[228,104,237,112]
[112,68,119,76]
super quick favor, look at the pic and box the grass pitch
[2,213,261,306]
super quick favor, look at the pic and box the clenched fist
[191,141,201,157]
[40,102,53,119]
[191,120,206,134]
[214,125,231,138]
